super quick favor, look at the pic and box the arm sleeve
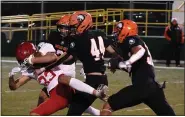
[39,43,56,55]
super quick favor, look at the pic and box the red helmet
[16,42,36,64]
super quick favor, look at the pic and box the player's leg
[84,106,100,116]
[67,75,108,115]
[58,74,107,98]
[30,84,70,115]
[101,85,143,115]
[144,85,175,115]
[67,91,97,115]
[37,87,49,106]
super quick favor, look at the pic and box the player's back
[70,30,107,74]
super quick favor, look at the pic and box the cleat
[96,84,109,101]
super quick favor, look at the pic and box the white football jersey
[21,42,76,93]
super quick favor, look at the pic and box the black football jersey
[118,36,155,84]
[68,30,112,74]
[47,31,75,64]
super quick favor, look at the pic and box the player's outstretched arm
[9,67,31,90]
[34,52,73,75]
[9,75,30,90]
[127,45,145,64]
[31,52,58,65]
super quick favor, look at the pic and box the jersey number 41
[90,36,105,61]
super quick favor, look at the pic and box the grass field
[1,58,184,115]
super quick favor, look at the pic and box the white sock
[69,78,94,95]
[84,106,100,116]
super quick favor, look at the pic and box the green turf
[1,61,184,115]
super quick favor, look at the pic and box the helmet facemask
[57,24,70,37]
[113,22,124,43]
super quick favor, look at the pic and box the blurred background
[1,1,184,60]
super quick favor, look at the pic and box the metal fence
[1,7,184,41]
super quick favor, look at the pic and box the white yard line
[1,60,184,70]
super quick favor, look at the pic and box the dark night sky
[1,1,173,16]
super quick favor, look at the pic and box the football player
[28,11,117,115]
[36,14,100,115]
[21,15,107,100]
[100,20,176,115]
[9,42,100,115]
[37,14,74,106]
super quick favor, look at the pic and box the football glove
[119,60,132,73]
[107,57,122,70]
[9,67,21,77]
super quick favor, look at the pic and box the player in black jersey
[25,15,110,109]
[65,11,117,115]
[33,11,117,115]
[101,20,175,115]
[34,15,101,116]
[37,14,73,106]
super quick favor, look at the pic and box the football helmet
[56,14,71,37]
[113,19,138,43]
[69,11,93,35]
[16,42,36,68]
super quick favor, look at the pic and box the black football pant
[67,75,108,115]
[108,82,175,115]
[166,43,181,66]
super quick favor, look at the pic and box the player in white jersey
[8,42,100,115]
